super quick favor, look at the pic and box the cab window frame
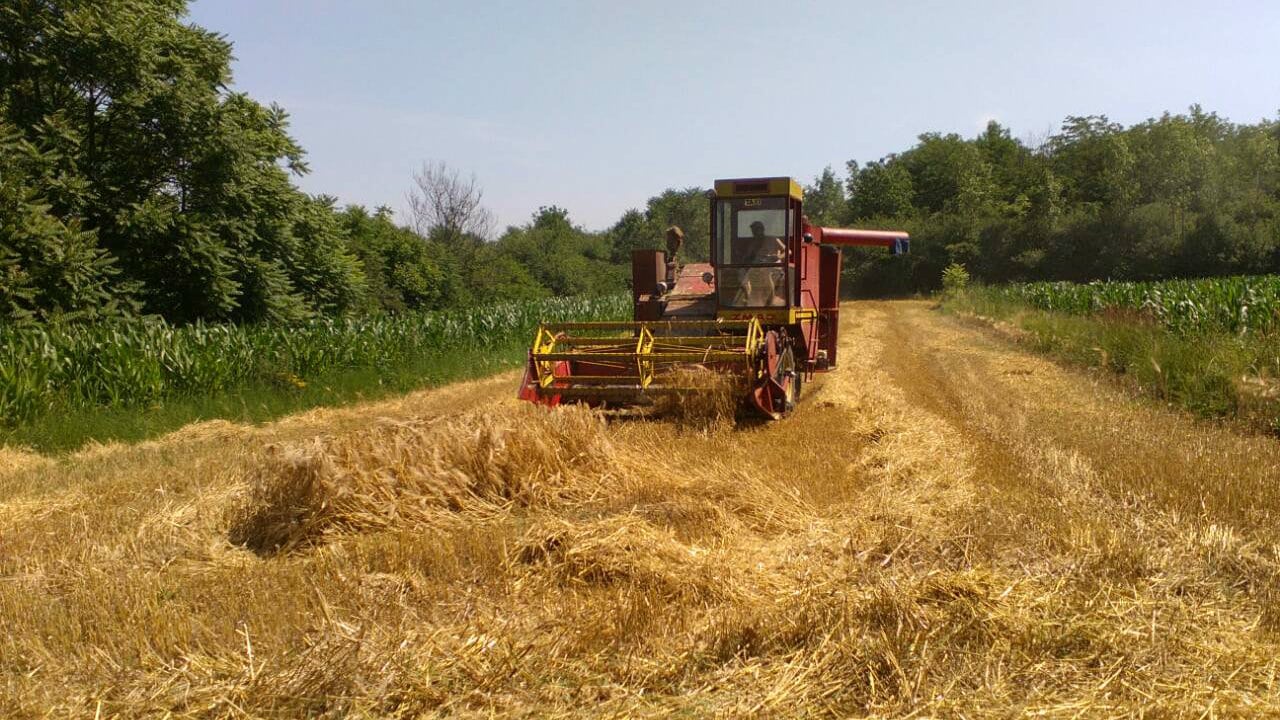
[713,195,795,309]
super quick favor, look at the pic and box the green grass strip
[944,287,1280,433]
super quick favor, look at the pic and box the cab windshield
[715,197,790,307]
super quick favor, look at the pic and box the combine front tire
[750,331,801,420]
[778,345,799,414]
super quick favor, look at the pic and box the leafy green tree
[899,133,991,214]
[466,244,548,304]
[0,118,136,323]
[803,166,846,226]
[846,159,915,220]
[641,188,711,261]
[1049,116,1136,208]
[973,121,1032,204]
[497,206,624,298]
[1230,120,1280,200]
[607,208,651,266]
[1,0,366,323]
[606,187,711,265]
[1130,114,1208,216]
[340,205,451,313]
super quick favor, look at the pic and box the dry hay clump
[229,403,613,554]
[0,446,51,477]
[153,418,253,447]
[516,514,726,602]
[650,365,743,430]
[695,569,1015,691]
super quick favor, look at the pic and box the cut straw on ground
[3,301,1280,717]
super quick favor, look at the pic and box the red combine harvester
[517,177,908,419]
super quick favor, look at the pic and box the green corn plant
[0,294,631,425]
[990,276,1280,336]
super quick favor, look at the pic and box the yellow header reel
[528,318,764,403]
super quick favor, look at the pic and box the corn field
[0,294,630,424]
[986,275,1280,335]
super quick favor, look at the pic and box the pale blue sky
[187,0,1279,232]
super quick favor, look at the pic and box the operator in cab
[747,220,785,262]
[743,220,786,306]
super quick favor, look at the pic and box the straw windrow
[3,301,1280,716]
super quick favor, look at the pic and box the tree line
[823,111,1280,296]
[3,0,1279,327]
[0,0,708,325]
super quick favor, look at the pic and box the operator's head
[750,220,765,239]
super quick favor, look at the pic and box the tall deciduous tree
[643,188,711,261]
[1049,115,1136,208]
[846,159,915,220]
[406,160,495,243]
[340,205,452,313]
[0,0,365,323]
[497,206,622,298]
[0,118,135,323]
[803,166,846,226]
[606,188,711,263]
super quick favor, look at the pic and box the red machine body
[519,176,908,419]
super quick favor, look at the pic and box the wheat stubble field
[3,301,1280,718]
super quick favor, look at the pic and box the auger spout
[811,227,910,255]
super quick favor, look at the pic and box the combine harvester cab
[517,177,908,419]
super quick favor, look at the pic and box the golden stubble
[2,302,1279,717]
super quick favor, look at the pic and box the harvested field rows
[3,301,1280,717]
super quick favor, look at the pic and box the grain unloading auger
[518,177,909,419]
